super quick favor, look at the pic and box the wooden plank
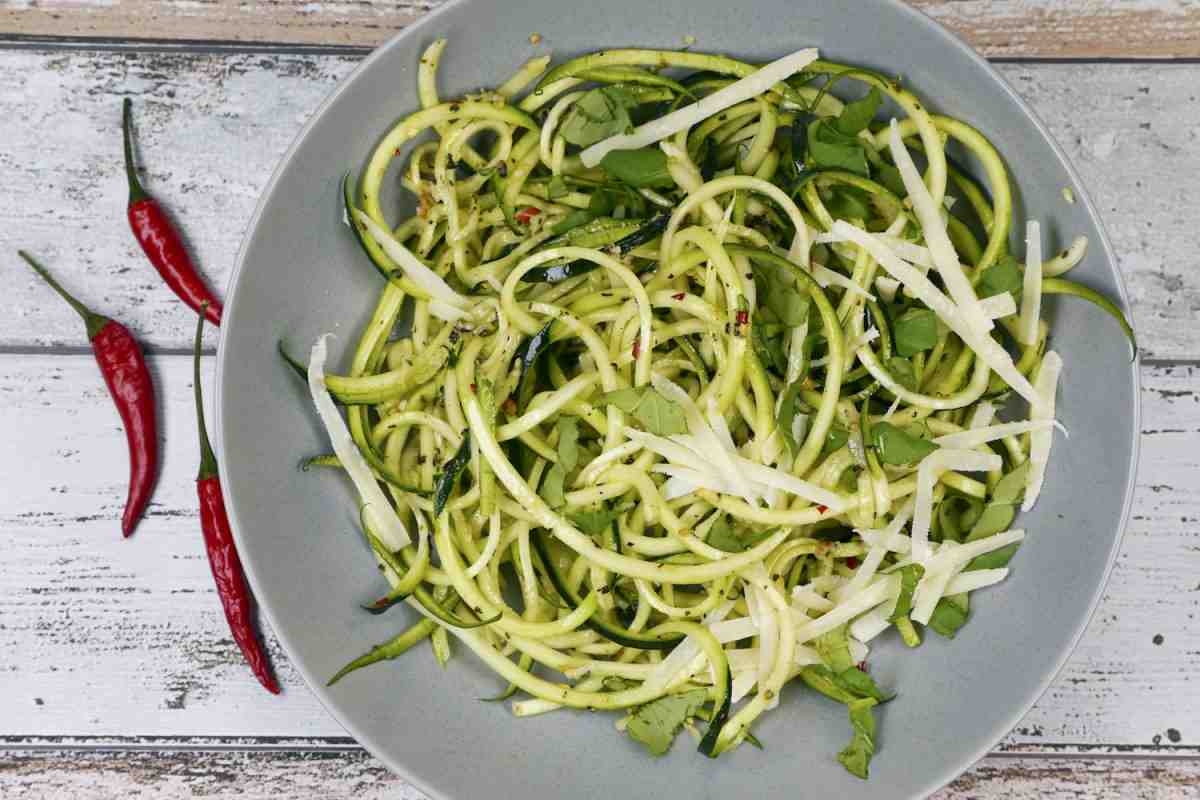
[1,746,1198,798]
[1,354,1197,744]
[2,1,1198,58]
[2,51,1195,357]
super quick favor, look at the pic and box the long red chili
[19,251,158,538]
[192,308,280,694]
[123,99,223,326]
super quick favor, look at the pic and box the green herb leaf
[569,506,622,537]
[433,431,472,517]
[599,148,674,189]
[979,255,1022,299]
[556,416,580,473]
[893,308,938,357]
[776,380,809,457]
[823,425,850,456]
[834,88,882,136]
[964,462,1029,570]
[751,259,811,326]
[833,667,894,704]
[598,387,644,413]
[837,697,878,779]
[814,625,855,673]
[539,463,567,509]
[752,321,788,375]
[546,175,569,200]
[823,184,873,221]
[886,355,918,391]
[557,86,638,147]
[991,461,1031,505]
[807,119,869,176]
[625,688,709,756]
[799,665,858,705]
[870,421,938,465]
[600,387,687,436]
[889,564,925,623]
[704,514,772,553]
[875,163,906,198]
[928,596,969,638]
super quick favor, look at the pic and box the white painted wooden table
[2,2,1198,797]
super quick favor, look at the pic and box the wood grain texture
[3,1,1199,57]
[1,354,1197,745]
[2,747,1199,799]
[1,50,1197,356]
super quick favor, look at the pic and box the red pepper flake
[816,504,829,515]
[515,206,541,225]
[736,309,749,326]
[846,557,860,569]
[856,661,868,672]
[672,292,686,301]
[632,339,641,359]
[470,383,477,393]
[503,397,517,416]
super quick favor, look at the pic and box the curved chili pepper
[192,309,280,693]
[123,99,223,326]
[19,251,158,538]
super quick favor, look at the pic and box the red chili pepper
[846,557,860,569]
[123,99,223,326]
[672,292,686,301]
[632,339,641,359]
[192,309,280,694]
[20,251,158,538]
[816,504,829,515]
[736,309,749,326]
[514,206,541,225]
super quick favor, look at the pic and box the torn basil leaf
[625,688,709,756]
[893,307,938,357]
[870,421,938,465]
[557,86,638,147]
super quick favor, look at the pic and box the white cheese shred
[1018,220,1043,345]
[580,48,819,167]
[912,449,1002,564]
[1024,350,1063,511]
[308,335,410,550]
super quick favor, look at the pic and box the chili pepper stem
[18,251,111,340]
[193,305,219,481]
[122,98,150,205]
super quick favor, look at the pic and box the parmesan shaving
[912,449,1002,563]
[979,292,1017,320]
[580,48,818,167]
[308,335,410,550]
[933,419,1062,449]
[1024,350,1063,511]
[945,568,1010,594]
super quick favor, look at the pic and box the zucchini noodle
[294,43,1135,779]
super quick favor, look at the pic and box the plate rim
[215,1,1142,796]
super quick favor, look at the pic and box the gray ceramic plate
[216,1,1139,797]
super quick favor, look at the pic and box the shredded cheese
[1018,220,1042,345]
[912,449,1002,563]
[1024,350,1063,511]
[580,48,818,167]
[979,292,1017,320]
[308,335,410,550]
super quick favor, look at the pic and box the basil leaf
[834,88,881,136]
[751,259,810,326]
[964,462,1029,570]
[889,564,925,623]
[556,416,580,473]
[928,597,969,638]
[837,697,878,779]
[875,163,906,198]
[705,514,772,553]
[870,421,938,465]
[625,688,709,756]
[799,665,858,706]
[546,175,569,199]
[814,625,855,673]
[569,506,622,537]
[598,387,687,436]
[833,667,894,704]
[598,387,644,413]
[599,148,674,189]
[823,426,850,456]
[893,307,938,357]
[991,461,1031,505]
[587,187,617,217]
[807,119,869,176]
[777,380,809,457]
[539,463,567,508]
[979,254,1022,298]
[632,389,687,436]
[752,321,788,375]
[557,86,637,147]
[887,355,918,391]
[824,184,873,221]
[549,209,595,236]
